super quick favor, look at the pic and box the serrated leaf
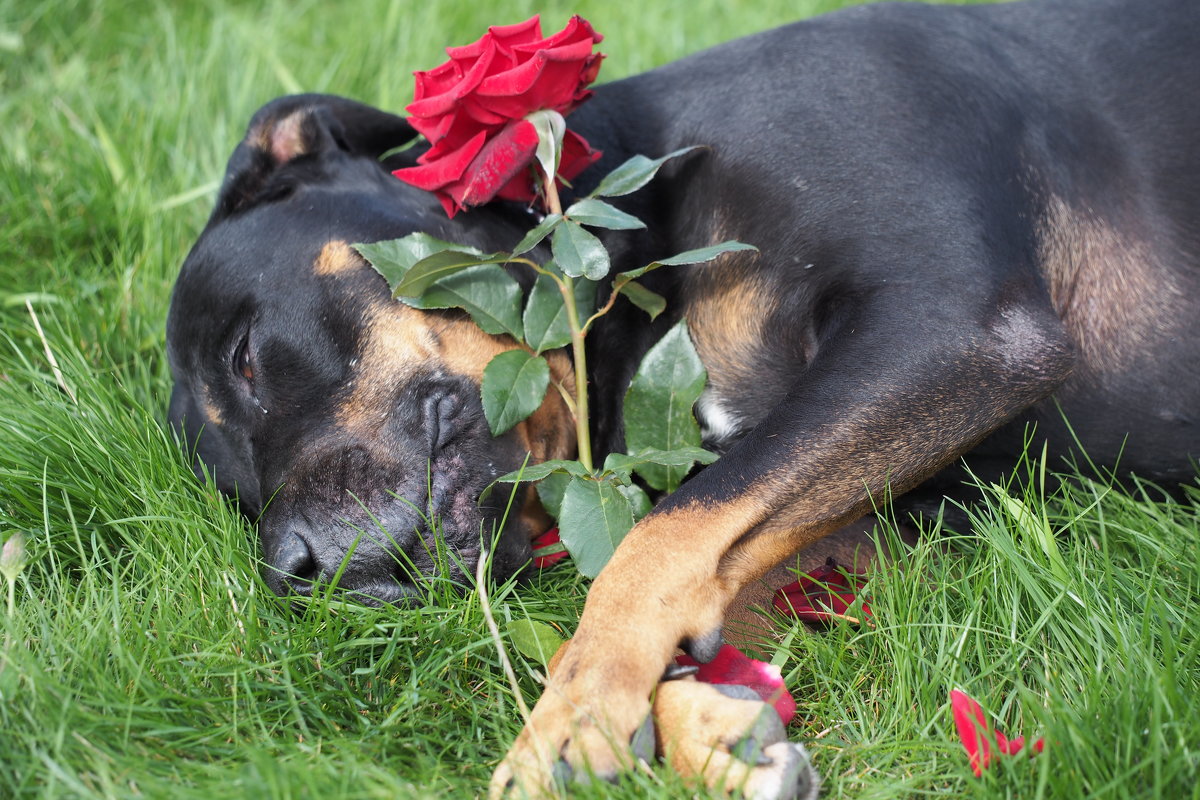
[657,240,758,266]
[391,249,509,298]
[552,220,610,280]
[558,476,636,578]
[401,265,523,339]
[624,320,708,492]
[512,214,563,256]
[602,447,718,482]
[535,470,574,518]
[617,240,759,283]
[523,273,596,354]
[588,146,702,199]
[355,234,472,290]
[507,619,564,668]
[618,280,666,321]
[496,459,591,485]
[564,198,646,231]
[618,483,653,522]
[481,350,551,436]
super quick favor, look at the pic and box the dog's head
[167,95,575,603]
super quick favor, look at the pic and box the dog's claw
[662,662,700,681]
[681,627,724,663]
[550,757,573,788]
[729,701,787,766]
[631,712,657,764]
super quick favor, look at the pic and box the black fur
[168,0,1199,603]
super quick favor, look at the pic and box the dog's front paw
[490,682,654,797]
[654,680,820,800]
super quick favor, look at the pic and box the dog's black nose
[266,530,318,596]
[261,515,426,605]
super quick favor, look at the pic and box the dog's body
[168,0,1198,794]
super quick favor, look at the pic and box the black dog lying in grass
[167,0,1198,795]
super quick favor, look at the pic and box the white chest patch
[696,388,745,449]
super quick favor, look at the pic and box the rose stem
[541,173,594,474]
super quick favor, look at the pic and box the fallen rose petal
[676,644,795,725]
[951,688,993,776]
[531,528,568,567]
[773,558,871,625]
[950,689,1044,776]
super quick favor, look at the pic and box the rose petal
[455,118,540,209]
[407,41,497,121]
[532,528,569,568]
[676,644,796,726]
[995,731,1026,756]
[495,128,600,203]
[773,559,871,625]
[950,689,993,777]
[392,130,487,192]
[949,690,1044,775]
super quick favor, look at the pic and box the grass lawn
[2,0,1198,797]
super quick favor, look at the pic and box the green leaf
[535,470,574,518]
[552,220,610,280]
[617,240,759,283]
[602,447,718,483]
[657,240,758,266]
[618,483,653,522]
[589,146,702,199]
[558,476,636,578]
[496,459,591,485]
[402,265,524,339]
[617,280,666,321]
[512,214,563,256]
[480,350,551,436]
[523,273,596,354]
[623,320,708,492]
[507,619,564,668]
[564,198,646,231]
[354,234,472,290]
[391,249,509,298]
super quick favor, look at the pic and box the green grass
[1,0,1198,797]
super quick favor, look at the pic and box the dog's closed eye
[234,334,254,384]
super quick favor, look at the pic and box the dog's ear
[210,93,416,221]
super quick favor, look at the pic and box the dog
[166,0,1199,795]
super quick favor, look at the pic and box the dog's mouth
[257,448,528,606]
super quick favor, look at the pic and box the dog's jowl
[167,0,1198,795]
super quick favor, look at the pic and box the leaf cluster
[357,149,756,577]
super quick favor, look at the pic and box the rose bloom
[394,15,604,216]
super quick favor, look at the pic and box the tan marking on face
[337,295,576,464]
[313,240,361,277]
[1038,196,1185,372]
[334,298,438,437]
[201,387,224,427]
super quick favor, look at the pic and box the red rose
[394,15,604,217]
